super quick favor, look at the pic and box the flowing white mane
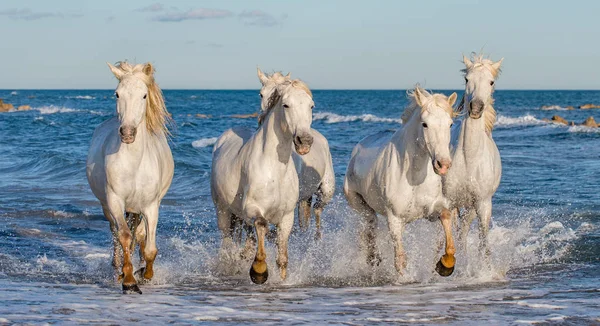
[111,61,173,136]
[258,79,312,126]
[402,86,457,124]
[460,53,500,133]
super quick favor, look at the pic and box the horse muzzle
[469,99,485,119]
[119,126,137,144]
[433,158,451,176]
[294,132,313,155]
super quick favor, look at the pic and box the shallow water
[0,89,599,324]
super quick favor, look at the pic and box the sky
[0,0,599,90]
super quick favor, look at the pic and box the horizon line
[2,88,600,91]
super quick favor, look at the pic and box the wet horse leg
[276,212,294,281]
[107,197,140,294]
[298,198,312,231]
[435,208,456,277]
[137,203,159,282]
[346,191,380,267]
[249,217,269,284]
[313,194,325,240]
[387,215,407,274]
[476,199,492,264]
[240,220,256,260]
[102,206,122,276]
[458,208,477,254]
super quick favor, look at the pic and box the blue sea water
[0,89,599,324]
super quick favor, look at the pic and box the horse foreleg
[103,206,122,276]
[276,213,294,281]
[249,217,269,284]
[313,193,327,241]
[458,208,477,254]
[476,199,492,262]
[436,208,456,277]
[138,203,159,282]
[240,221,256,260]
[298,198,312,231]
[346,191,380,267]
[387,215,406,274]
[107,198,141,294]
[126,213,141,256]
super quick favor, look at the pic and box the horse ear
[107,62,124,80]
[285,72,291,79]
[491,58,504,72]
[257,67,269,85]
[448,92,458,107]
[414,87,426,107]
[142,63,155,77]
[462,55,473,69]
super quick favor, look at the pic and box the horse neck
[395,115,430,172]
[459,105,489,153]
[252,106,293,164]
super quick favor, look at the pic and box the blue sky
[0,0,599,89]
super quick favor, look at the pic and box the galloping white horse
[257,68,335,239]
[444,54,503,258]
[87,62,174,294]
[344,86,458,276]
[211,79,314,284]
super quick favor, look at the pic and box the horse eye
[464,77,468,83]
[259,93,263,98]
[422,123,428,128]
[115,92,119,99]
[143,94,147,99]
[450,123,454,128]
[283,104,290,109]
[490,81,495,86]
[311,105,315,110]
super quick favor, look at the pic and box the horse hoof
[122,283,142,294]
[249,265,269,284]
[135,267,151,284]
[435,259,455,277]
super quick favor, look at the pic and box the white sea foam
[65,95,95,100]
[495,114,546,128]
[10,91,17,96]
[567,125,600,133]
[516,301,565,310]
[313,111,402,124]
[192,137,218,148]
[540,105,571,111]
[36,106,79,114]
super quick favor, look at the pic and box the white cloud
[0,8,82,20]
[153,8,233,22]
[239,10,285,27]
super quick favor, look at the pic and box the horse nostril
[119,126,125,136]
[304,136,314,146]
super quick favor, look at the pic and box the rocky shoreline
[0,99,31,112]
[542,115,599,128]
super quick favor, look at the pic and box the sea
[0,89,598,324]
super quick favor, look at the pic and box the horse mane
[402,86,456,124]
[112,61,173,136]
[459,52,499,133]
[461,52,502,78]
[258,79,312,126]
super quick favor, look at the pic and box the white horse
[87,62,174,294]
[444,54,503,258]
[344,86,458,276]
[211,79,314,284]
[257,68,335,239]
